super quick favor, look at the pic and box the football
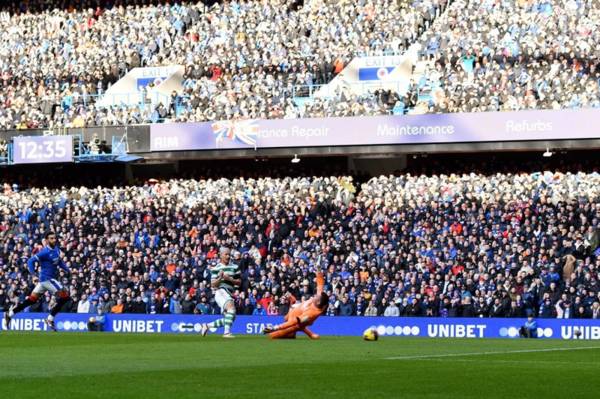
[363,328,379,341]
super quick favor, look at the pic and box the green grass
[1,333,599,398]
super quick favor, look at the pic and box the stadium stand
[1,0,598,129]
[0,0,440,128]
[1,153,599,319]
[0,1,598,321]
[413,0,600,113]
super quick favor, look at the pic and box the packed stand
[413,0,600,113]
[0,170,599,319]
[0,0,445,129]
[2,0,600,126]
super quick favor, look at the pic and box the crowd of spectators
[1,166,599,319]
[3,0,599,128]
[0,0,599,128]
[0,0,445,129]
[413,0,600,113]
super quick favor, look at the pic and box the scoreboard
[12,136,73,164]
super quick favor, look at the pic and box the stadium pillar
[125,164,134,184]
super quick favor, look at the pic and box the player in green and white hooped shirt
[201,247,241,338]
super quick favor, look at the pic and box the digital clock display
[13,136,73,164]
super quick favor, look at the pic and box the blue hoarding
[2,313,600,340]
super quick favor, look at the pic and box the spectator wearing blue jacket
[169,293,182,314]
[519,315,538,338]
[252,303,266,316]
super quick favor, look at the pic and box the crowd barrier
[2,313,600,340]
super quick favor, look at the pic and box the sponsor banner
[150,108,600,152]
[1,313,91,332]
[2,313,600,340]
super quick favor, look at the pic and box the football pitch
[1,333,599,399]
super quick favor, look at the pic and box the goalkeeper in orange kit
[263,269,328,340]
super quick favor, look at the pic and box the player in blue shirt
[3,231,71,331]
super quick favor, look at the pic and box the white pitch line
[417,359,600,366]
[385,346,600,360]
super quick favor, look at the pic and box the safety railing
[63,91,172,111]
[291,81,410,99]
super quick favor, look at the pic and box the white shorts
[32,279,64,296]
[214,288,234,312]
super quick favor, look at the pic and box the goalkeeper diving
[263,260,328,339]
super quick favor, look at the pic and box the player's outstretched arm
[316,272,324,296]
[315,255,325,295]
[26,255,38,276]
